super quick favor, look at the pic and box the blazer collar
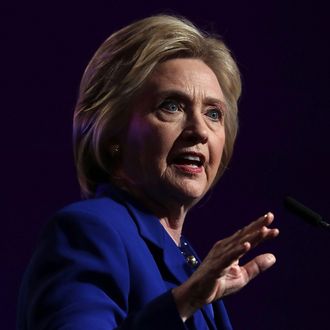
[96,183,189,285]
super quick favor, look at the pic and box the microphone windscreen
[284,196,323,226]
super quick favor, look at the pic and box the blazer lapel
[124,197,190,286]
[97,183,189,285]
[128,204,222,330]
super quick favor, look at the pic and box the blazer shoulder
[61,195,125,215]
[50,195,136,235]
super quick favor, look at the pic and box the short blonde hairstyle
[73,14,241,198]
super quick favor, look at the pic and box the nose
[181,112,208,144]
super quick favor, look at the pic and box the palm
[181,213,279,306]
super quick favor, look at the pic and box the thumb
[243,253,276,281]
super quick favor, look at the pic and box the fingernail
[264,212,274,219]
[267,254,276,262]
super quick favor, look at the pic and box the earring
[110,144,120,157]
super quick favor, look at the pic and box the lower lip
[174,164,203,174]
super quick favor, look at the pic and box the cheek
[146,126,178,167]
[127,117,176,166]
[209,134,225,168]
[127,116,155,153]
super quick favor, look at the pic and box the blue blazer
[17,184,232,330]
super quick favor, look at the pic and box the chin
[167,180,209,204]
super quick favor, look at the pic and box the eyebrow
[155,89,227,111]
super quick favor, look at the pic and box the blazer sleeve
[21,210,187,330]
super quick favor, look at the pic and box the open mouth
[173,154,203,167]
[170,152,205,173]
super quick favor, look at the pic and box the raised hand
[172,212,279,321]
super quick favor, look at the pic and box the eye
[206,108,224,122]
[159,99,180,113]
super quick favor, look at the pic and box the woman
[17,15,279,330]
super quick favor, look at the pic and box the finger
[241,253,276,282]
[220,213,275,248]
[231,214,271,242]
[246,212,275,232]
[203,240,249,278]
[234,213,278,245]
[215,241,251,275]
[243,226,279,248]
[211,225,278,265]
[208,213,278,269]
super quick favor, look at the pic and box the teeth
[173,153,204,167]
[182,155,201,161]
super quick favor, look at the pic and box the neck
[113,178,192,246]
[159,210,186,246]
[136,189,189,246]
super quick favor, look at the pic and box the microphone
[284,196,330,230]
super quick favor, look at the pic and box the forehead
[146,58,224,101]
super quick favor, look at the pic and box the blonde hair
[73,14,241,198]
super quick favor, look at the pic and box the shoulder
[52,195,135,233]
[59,195,127,219]
[33,195,141,275]
[37,195,141,255]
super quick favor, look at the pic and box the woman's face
[119,58,226,206]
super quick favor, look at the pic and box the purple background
[2,1,330,329]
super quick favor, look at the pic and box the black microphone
[284,196,330,230]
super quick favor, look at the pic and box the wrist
[172,282,202,322]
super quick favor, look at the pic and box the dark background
[2,1,330,329]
